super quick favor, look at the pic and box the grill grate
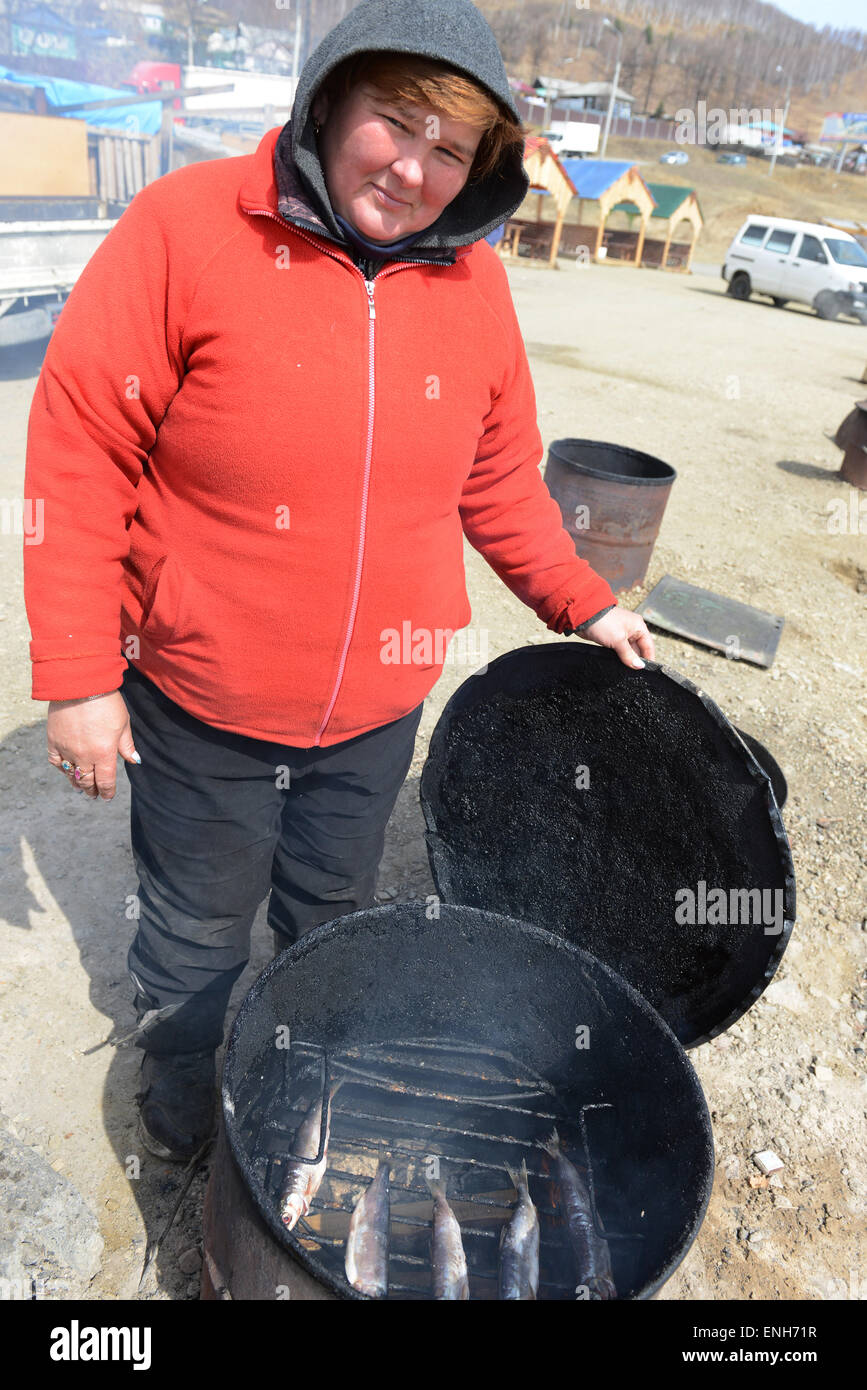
[238,1037,640,1300]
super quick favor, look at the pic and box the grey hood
[274,0,529,256]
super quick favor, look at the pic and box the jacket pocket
[140,553,187,646]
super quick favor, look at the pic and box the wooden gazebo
[613,183,704,271]
[499,137,577,266]
[501,151,657,268]
[560,160,657,265]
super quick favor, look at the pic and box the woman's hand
[47,692,140,801]
[581,608,655,670]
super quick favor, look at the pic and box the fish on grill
[541,1129,616,1299]
[278,1078,342,1231]
[428,1176,469,1300]
[499,1161,540,1300]
[345,1159,390,1297]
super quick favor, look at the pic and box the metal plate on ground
[636,575,784,667]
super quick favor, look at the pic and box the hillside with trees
[478,0,866,141]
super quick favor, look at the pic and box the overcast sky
[776,0,866,28]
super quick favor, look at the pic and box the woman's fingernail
[634,659,646,669]
[131,753,141,764]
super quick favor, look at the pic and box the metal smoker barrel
[205,905,715,1300]
[544,438,677,593]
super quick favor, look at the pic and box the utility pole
[292,3,301,85]
[600,19,624,159]
[302,0,312,69]
[768,67,792,178]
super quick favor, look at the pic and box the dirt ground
[0,256,864,1302]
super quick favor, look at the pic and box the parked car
[659,150,689,164]
[717,152,747,165]
[722,216,867,323]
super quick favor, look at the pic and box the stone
[753,1150,784,1175]
[178,1247,202,1275]
[0,1116,102,1299]
[764,977,809,1015]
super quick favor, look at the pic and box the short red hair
[316,52,526,183]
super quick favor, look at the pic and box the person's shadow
[2,716,434,1298]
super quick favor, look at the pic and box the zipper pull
[364,280,376,319]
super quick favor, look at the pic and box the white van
[722,216,867,322]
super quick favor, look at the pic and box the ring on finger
[61,760,72,772]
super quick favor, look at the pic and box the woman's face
[312,81,485,242]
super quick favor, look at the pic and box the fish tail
[540,1128,561,1159]
[505,1161,528,1193]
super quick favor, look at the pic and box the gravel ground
[0,258,864,1301]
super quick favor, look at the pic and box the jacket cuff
[538,574,617,635]
[31,651,128,703]
[564,604,617,636]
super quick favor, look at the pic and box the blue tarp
[485,224,505,247]
[559,159,635,199]
[0,65,163,134]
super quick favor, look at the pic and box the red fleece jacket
[23,128,615,746]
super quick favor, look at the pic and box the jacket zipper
[312,273,376,745]
[244,207,455,744]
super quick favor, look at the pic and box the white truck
[181,65,295,116]
[540,120,601,158]
[125,62,295,120]
[0,195,124,349]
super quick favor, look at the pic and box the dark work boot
[136,1049,217,1162]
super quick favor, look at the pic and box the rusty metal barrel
[544,439,677,593]
[833,400,867,490]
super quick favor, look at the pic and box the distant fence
[514,96,678,144]
[87,126,159,201]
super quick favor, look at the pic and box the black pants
[120,664,423,1054]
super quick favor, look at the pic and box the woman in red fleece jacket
[24,0,652,1158]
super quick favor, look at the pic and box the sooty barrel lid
[419,644,796,1049]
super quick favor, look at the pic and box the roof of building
[615,182,701,221]
[558,158,636,199]
[534,77,635,103]
[14,3,79,29]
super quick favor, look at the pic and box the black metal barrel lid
[419,644,796,1049]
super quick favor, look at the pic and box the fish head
[280,1193,308,1231]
